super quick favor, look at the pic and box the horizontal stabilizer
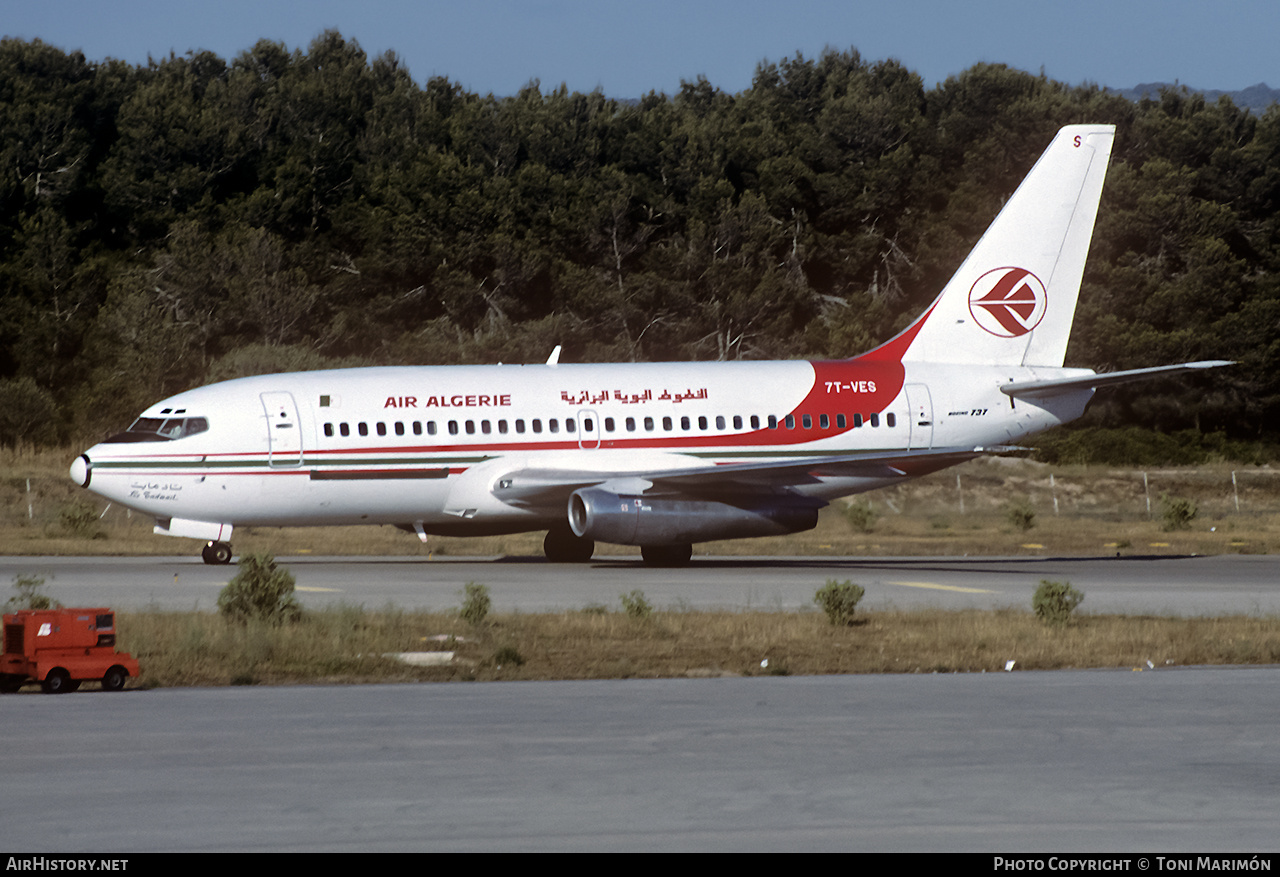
[1000,361,1233,398]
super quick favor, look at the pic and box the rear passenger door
[904,384,934,450]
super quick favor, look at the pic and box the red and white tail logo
[854,125,1114,367]
[967,267,1047,338]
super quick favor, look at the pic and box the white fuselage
[74,358,1093,538]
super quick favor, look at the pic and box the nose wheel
[201,541,233,565]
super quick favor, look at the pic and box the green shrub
[491,645,525,667]
[620,589,652,620]
[1160,494,1198,531]
[6,574,60,610]
[1006,500,1036,531]
[814,579,865,626]
[842,500,878,533]
[1032,579,1084,626]
[217,553,301,625]
[459,582,491,625]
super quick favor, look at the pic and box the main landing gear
[201,541,233,565]
[543,525,595,563]
[640,544,693,567]
[541,526,694,568]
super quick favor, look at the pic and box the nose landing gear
[201,541,233,565]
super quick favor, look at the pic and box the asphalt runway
[3,553,1279,616]
[5,669,1279,852]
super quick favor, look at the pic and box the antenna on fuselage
[546,345,562,366]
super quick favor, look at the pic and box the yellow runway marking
[886,580,996,594]
[295,586,342,593]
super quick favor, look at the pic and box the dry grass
[108,604,1280,688]
[6,446,1280,558]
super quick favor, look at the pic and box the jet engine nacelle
[567,486,820,546]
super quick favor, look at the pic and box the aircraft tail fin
[859,124,1115,367]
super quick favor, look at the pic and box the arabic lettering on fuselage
[558,388,709,405]
[129,480,182,501]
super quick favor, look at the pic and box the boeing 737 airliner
[69,125,1229,565]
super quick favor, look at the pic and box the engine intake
[568,486,819,546]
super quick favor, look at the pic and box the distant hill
[1109,82,1279,114]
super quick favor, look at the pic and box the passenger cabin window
[310,411,932,444]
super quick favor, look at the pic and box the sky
[4,0,1278,98]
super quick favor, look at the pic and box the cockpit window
[102,416,209,443]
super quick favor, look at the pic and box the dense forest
[1,31,1277,453]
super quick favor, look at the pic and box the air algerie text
[384,395,512,408]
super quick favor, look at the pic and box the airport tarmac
[3,552,1279,616]
[5,668,1279,851]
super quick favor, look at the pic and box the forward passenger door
[261,392,303,467]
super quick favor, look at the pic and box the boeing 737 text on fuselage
[69,125,1230,565]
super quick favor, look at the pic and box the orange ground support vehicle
[1,607,141,694]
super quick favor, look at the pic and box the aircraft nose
[70,454,91,489]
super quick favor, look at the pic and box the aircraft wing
[494,445,993,509]
[1000,360,1233,398]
